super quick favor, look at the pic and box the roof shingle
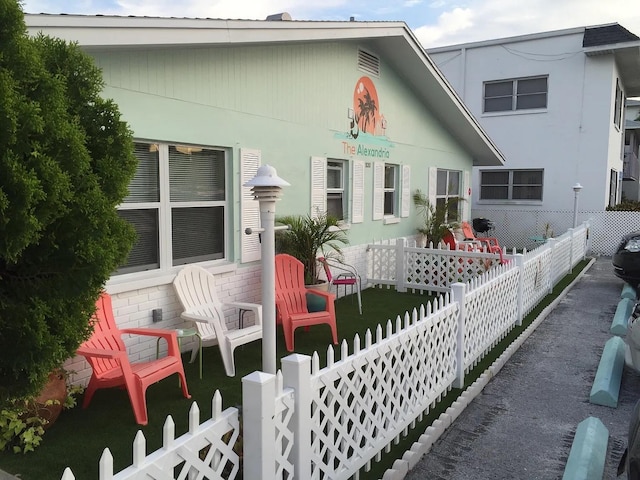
[583,23,639,47]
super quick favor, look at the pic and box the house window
[436,169,461,221]
[327,160,347,221]
[484,76,548,113]
[614,79,624,129]
[480,169,543,201]
[384,164,398,216]
[116,141,226,275]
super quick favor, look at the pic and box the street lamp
[572,183,583,228]
[244,165,290,374]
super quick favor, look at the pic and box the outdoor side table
[157,327,202,379]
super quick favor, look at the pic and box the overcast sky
[20,0,640,48]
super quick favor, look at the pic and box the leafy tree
[0,0,137,404]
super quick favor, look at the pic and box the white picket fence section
[239,222,589,480]
[59,223,589,480]
[59,391,240,480]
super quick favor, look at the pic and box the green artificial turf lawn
[0,259,590,480]
[0,286,433,480]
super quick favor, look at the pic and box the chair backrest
[82,292,127,375]
[317,257,333,283]
[461,222,476,240]
[275,254,309,315]
[173,265,228,339]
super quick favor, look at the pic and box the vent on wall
[358,49,380,77]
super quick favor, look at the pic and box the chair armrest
[223,302,263,325]
[76,346,126,360]
[304,289,336,302]
[121,328,178,341]
[181,311,216,323]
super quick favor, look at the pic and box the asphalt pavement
[405,256,640,480]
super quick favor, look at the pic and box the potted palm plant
[413,189,461,247]
[275,213,349,287]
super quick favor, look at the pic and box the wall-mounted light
[347,108,354,120]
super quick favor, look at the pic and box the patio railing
[59,222,589,480]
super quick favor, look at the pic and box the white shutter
[310,156,327,218]
[240,149,261,263]
[463,170,471,219]
[351,160,365,224]
[401,165,411,218]
[428,166,437,207]
[373,161,384,220]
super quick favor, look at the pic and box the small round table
[157,327,202,379]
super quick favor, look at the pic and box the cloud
[414,7,474,47]
[414,0,640,48]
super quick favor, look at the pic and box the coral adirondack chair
[461,221,502,254]
[77,292,191,426]
[275,254,338,352]
[173,265,263,377]
[443,223,505,264]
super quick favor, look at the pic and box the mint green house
[25,13,503,380]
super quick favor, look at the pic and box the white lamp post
[572,183,583,228]
[244,165,290,374]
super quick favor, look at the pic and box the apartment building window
[116,141,226,274]
[327,160,347,220]
[614,79,624,129]
[484,76,548,113]
[436,169,461,221]
[384,164,398,216]
[480,169,543,201]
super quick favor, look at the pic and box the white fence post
[514,254,524,326]
[546,238,556,294]
[242,371,277,480]
[282,354,313,480]
[396,237,407,293]
[568,228,575,274]
[451,283,466,389]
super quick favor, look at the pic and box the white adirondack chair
[173,265,262,377]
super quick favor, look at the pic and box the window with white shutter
[373,161,384,220]
[351,160,364,224]
[240,149,261,263]
[401,165,411,218]
[310,156,327,218]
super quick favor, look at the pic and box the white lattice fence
[522,247,553,315]
[60,392,240,480]
[367,239,397,286]
[473,208,640,255]
[369,238,506,294]
[550,235,573,285]
[306,300,458,479]
[460,263,520,373]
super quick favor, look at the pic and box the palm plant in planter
[413,189,461,247]
[275,213,349,286]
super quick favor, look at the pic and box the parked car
[613,231,640,287]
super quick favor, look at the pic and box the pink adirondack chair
[275,254,338,352]
[77,292,191,425]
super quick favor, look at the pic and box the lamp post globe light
[572,183,583,228]
[243,165,290,374]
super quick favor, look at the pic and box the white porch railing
[59,222,589,480]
